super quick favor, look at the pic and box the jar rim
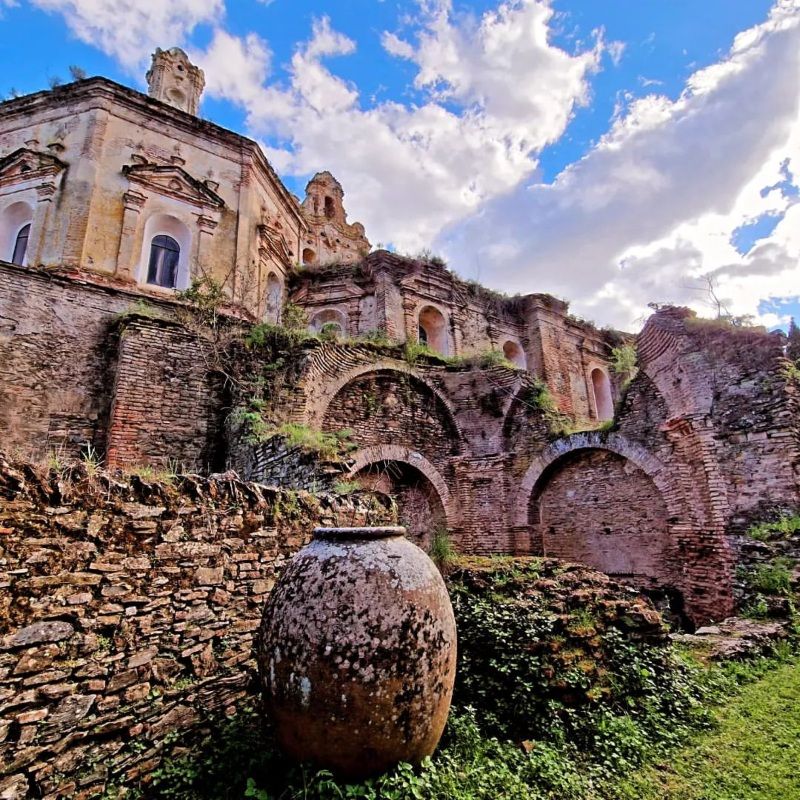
[313,526,407,540]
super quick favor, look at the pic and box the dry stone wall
[0,457,394,799]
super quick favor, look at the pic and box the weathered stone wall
[0,263,170,462]
[0,457,394,799]
[106,317,225,473]
[229,433,348,490]
[0,264,228,473]
[321,370,462,472]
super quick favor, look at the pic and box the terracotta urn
[256,526,457,779]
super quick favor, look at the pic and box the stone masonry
[0,456,394,798]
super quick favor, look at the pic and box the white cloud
[192,29,271,108]
[225,1,602,251]
[436,0,800,328]
[29,0,224,69]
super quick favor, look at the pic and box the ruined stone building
[0,49,798,626]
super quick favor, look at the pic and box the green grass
[615,658,800,800]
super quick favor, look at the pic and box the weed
[747,513,800,541]
[332,480,361,495]
[748,557,794,596]
[429,527,457,571]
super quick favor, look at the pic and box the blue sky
[1,0,798,329]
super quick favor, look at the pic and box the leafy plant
[747,557,794,596]
[332,480,361,495]
[747,514,800,541]
[319,322,342,341]
[282,302,309,332]
[610,344,637,375]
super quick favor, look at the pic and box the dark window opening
[418,324,428,345]
[12,223,30,265]
[324,195,335,219]
[147,234,180,288]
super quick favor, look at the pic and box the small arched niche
[265,272,283,324]
[591,367,614,421]
[302,247,316,265]
[0,201,34,265]
[353,460,447,550]
[139,213,191,290]
[417,306,449,355]
[309,308,348,338]
[502,340,526,369]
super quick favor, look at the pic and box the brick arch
[306,360,464,446]
[512,431,677,527]
[347,444,456,526]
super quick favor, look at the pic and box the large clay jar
[256,526,457,780]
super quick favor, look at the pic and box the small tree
[787,318,800,362]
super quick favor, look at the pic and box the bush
[448,559,704,752]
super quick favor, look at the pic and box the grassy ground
[614,658,800,800]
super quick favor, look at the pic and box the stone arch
[309,308,348,337]
[307,361,463,446]
[528,447,672,582]
[513,432,677,527]
[348,445,456,544]
[417,305,449,355]
[320,367,464,471]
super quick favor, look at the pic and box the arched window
[138,213,191,290]
[0,202,34,265]
[302,247,316,265]
[11,223,30,266]
[502,340,526,370]
[309,308,348,337]
[591,368,614,421]
[417,306,448,355]
[324,196,335,219]
[147,234,180,288]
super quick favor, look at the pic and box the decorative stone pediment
[122,163,225,210]
[0,148,66,191]
[258,220,293,264]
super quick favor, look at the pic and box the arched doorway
[502,340,526,369]
[309,308,348,338]
[353,460,448,549]
[265,273,282,324]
